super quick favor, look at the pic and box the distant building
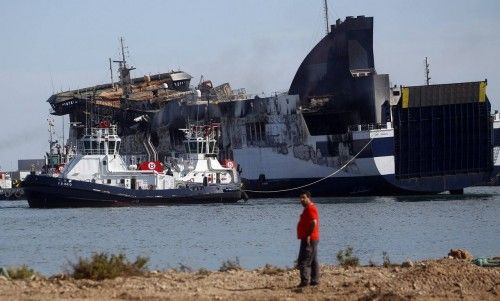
[18,159,45,171]
[17,159,45,181]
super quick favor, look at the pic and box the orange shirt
[297,202,320,240]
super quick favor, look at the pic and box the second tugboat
[22,122,243,208]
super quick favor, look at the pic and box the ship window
[116,141,120,152]
[120,179,125,184]
[107,179,111,184]
[102,160,107,166]
[169,128,184,146]
[109,141,116,154]
[246,122,266,145]
[189,142,197,153]
[92,141,98,154]
[84,141,90,154]
[99,142,105,155]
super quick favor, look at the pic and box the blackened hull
[243,175,416,198]
[242,171,494,198]
[22,175,241,208]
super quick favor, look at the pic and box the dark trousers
[298,239,319,284]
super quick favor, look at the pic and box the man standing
[296,190,320,287]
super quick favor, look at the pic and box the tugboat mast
[47,118,58,154]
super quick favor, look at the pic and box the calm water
[1,187,499,275]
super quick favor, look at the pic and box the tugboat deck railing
[348,122,392,132]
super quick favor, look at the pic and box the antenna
[323,0,330,35]
[109,58,115,89]
[47,118,58,153]
[113,37,136,97]
[120,37,126,63]
[62,115,65,147]
[425,57,431,86]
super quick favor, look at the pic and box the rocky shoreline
[0,258,499,301]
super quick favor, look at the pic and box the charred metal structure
[46,17,500,197]
[290,16,388,135]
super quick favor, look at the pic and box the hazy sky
[0,0,499,170]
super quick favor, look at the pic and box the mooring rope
[242,138,374,194]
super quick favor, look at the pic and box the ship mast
[425,57,431,86]
[113,37,136,97]
[109,57,115,90]
[324,0,330,35]
[47,118,58,154]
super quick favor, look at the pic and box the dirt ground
[0,258,498,301]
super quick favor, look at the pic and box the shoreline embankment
[0,256,498,301]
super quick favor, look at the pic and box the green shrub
[336,246,359,268]
[261,264,285,275]
[219,257,242,272]
[197,268,211,276]
[69,252,149,280]
[382,251,391,268]
[6,265,35,280]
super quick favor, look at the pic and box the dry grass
[260,264,286,275]
[68,252,149,280]
[6,265,35,280]
[219,257,242,272]
[336,246,360,268]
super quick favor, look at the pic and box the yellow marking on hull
[479,82,487,103]
[402,87,410,108]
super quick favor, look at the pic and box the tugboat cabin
[60,123,174,190]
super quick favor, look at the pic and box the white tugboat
[170,123,239,186]
[22,122,243,208]
[0,172,23,200]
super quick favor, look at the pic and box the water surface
[0,186,499,275]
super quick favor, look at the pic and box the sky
[0,0,499,171]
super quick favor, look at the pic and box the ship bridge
[78,124,121,156]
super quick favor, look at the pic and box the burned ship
[47,17,500,197]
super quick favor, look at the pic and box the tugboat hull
[22,175,242,208]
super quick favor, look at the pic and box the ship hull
[242,172,495,198]
[239,125,499,197]
[243,175,407,198]
[22,175,242,208]
[0,188,24,200]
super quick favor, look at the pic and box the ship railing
[83,125,118,136]
[348,122,392,132]
[76,143,108,155]
[215,91,287,102]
